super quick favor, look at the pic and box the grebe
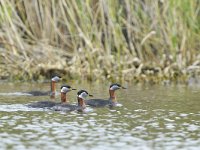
[85,83,126,107]
[28,85,76,108]
[27,76,61,97]
[52,90,93,112]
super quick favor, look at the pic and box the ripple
[0,92,32,96]
[1,84,200,150]
[179,113,189,117]
[0,104,46,112]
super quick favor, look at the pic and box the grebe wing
[26,91,50,96]
[85,99,110,107]
[52,104,78,112]
[27,101,58,108]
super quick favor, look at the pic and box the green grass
[0,0,200,83]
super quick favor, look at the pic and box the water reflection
[0,83,199,150]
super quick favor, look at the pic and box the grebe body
[85,83,126,107]
[52,90,92,112]
[27,76,61,97]
[28,101,57,108]
[28,85,76,108]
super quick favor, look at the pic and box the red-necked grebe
[28,85,76,108]
[27,76,61,97]
[85,83,126,107]
[52,90,93,112]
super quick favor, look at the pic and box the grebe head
[77,90,93,100]
[61,85,77,93]
[60,85,76,103]
[109,83,127,91]
[51,76,62,82]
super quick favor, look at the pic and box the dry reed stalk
[0,0,199,82]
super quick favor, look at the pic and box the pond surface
[0,82,199,150]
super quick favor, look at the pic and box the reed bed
[0,0,200,83]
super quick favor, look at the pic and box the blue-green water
[0,82,199,150]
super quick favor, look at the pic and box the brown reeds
[0,0,200,83]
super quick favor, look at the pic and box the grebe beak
[89,94,93,97]
[72,88,77,90]
[121,86,127,89]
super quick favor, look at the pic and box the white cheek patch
[79,92,88,99]
[61,87,70,93]
[110,85,119,90]
[52,76,60,82]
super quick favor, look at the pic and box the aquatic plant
[0,0,200,83]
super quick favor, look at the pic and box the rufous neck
[50,81,56,99]
[109,90,116,102]
[78,97,86,109]
[61,92,68,103]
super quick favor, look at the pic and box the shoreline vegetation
[0,0,200,84]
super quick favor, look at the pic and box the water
[0,82,199,150]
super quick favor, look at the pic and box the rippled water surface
[0,82,199,150]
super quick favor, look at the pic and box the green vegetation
[0,0,200,83]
